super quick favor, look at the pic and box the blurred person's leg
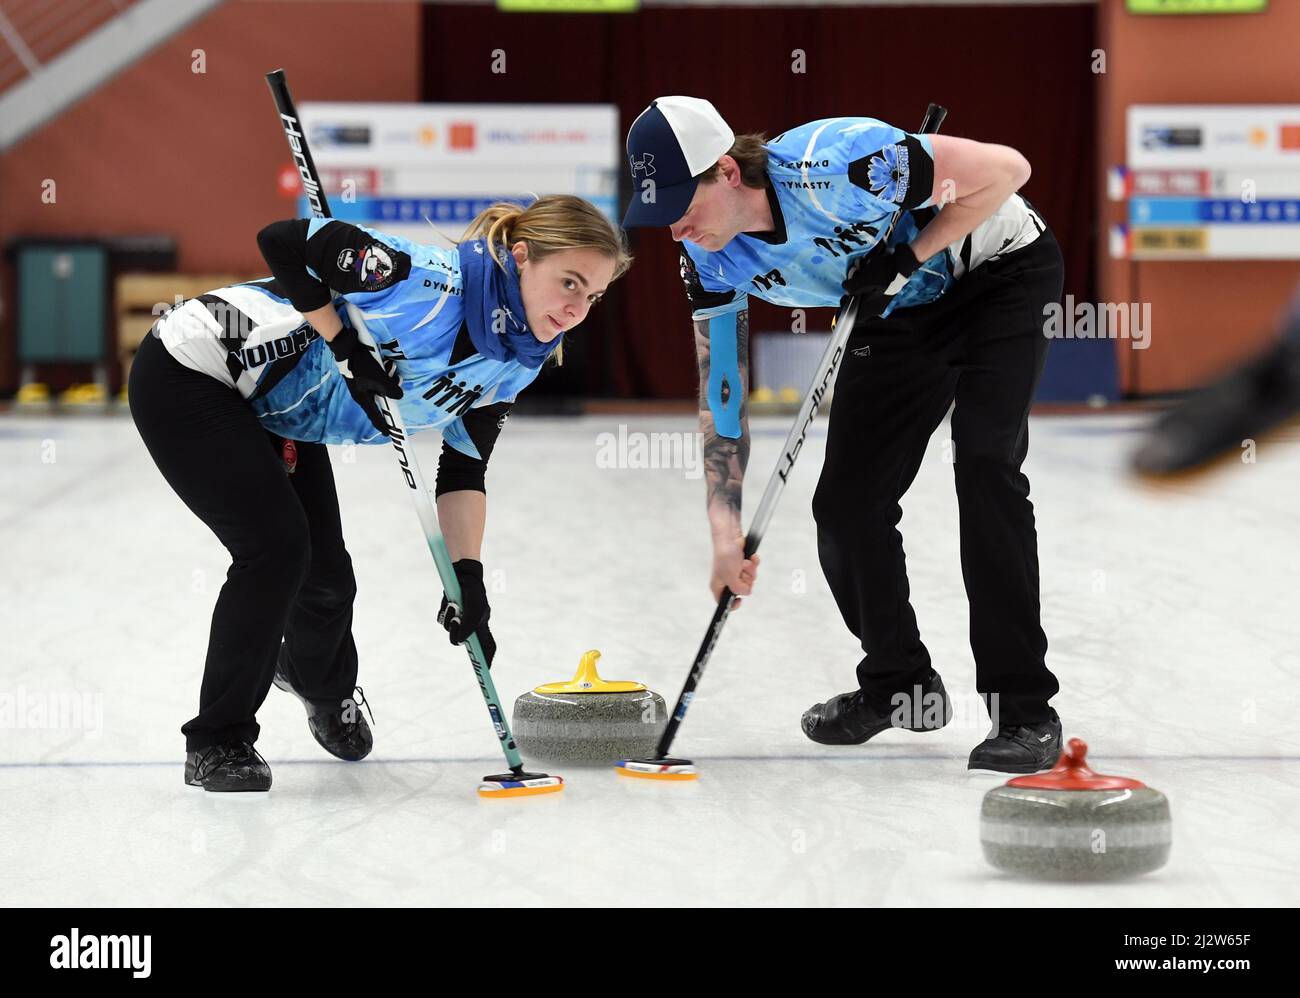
[1133,288,1300,476]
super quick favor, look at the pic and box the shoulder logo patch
[867,143,910,205]
[678,249,738,312]
[679,251,697,287]
[357,243,396,288]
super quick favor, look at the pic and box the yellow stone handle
[532,649,647,695]
[575,649,603,687]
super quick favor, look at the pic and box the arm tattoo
[693,311,751,521]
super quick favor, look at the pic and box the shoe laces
[224,741,266,765]
[196,741,266,779]
[343,686,375,728]
[995,716,1055,741]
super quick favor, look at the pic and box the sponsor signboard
[282,103,620,244]
[1121,106,1300,259]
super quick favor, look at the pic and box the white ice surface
[1,408,1298,907]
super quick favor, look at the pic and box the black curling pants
[812,230,1063,726]
[129,331,359,751]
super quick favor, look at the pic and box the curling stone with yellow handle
[60,383,108,405]
[513,650,667,765]
[16,382,51,405]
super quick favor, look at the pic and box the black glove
[438,559,496,668]
[841,243,921,318]
[327,325,404,436]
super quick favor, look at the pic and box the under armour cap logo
[631,153,655,177]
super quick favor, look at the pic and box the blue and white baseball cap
[622,96,735,228]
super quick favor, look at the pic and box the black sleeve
[256,219,413,314]
[847,133,935,212]
[434,402,513,497]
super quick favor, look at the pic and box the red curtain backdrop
[422,2,1097,399]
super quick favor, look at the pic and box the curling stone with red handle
[980,738,1171,880]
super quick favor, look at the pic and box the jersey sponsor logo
[679,250,737,311]
[679,252,697,288]
[777,158,830,169]
[777,179,833,190]
[356,243,398,289]
[751,268,787,291]
[233,322,318,372]
[867,143,910,204]
[811,219,879,259]
[422,369,485,416]
[679,252,696,284]
[337,248,356,271]
[423,276,462,296]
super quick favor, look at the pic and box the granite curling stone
[513,650,667,765]
[980,738,1171,881]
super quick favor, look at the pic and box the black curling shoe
[273,670,374,762]
[967,709,1062,774]
[185,741,272,792]
[801,670,952,745]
